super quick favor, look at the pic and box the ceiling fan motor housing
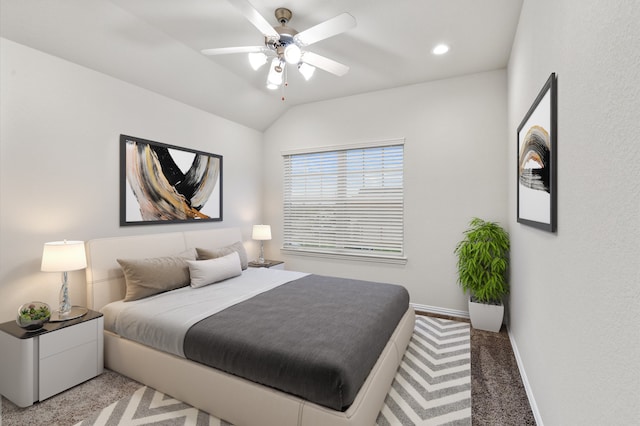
[267,18,297,48]
[275,7,292,24]
[265,8,300,68]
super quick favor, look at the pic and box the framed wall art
[517,73,557,232]
[120,135,223,226]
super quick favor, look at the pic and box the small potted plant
[454,218,509,332]
[16,302,51,331]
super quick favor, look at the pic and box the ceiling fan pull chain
[281,65,288,101]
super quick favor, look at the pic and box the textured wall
[263,70,508,314]
[507,0,640,424]
[0,38,263,322]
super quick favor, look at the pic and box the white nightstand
[248,260,285,270]
[0,309,104,407]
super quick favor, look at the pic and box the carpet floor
[470,325,536,425]
[1,315,534,425]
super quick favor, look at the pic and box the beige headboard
[85,227,243,311]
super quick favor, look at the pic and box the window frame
[281,139,406,264]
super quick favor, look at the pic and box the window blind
[283,142,404,259]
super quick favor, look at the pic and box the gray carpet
[1,370,141,426]
[471,325,536,425]
[1,315,534,425]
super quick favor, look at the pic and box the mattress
[102,268,409,411]
[102,268,308,357]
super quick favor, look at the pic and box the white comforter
[101,268,308,357]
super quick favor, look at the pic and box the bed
[86,227,415,426]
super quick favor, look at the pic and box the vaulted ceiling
[1,0,523,130]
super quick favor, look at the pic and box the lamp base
[49,306,88,322]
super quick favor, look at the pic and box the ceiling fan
[201,0,357,91]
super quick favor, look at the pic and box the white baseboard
[411,303,469,319]
[507,325,544,425]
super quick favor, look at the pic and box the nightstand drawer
[39,319,97,358]
[39,340,98,400]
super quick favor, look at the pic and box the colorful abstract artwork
[120,135,222,225]
[517,73,557,232]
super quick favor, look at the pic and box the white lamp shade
[252,225,272,241]
[267,58,283,88]
[298,63,316,81]
[248,52,268,70]
[41,240,87,272]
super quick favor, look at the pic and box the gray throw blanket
[183,274,409,411]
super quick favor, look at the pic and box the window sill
[280,248,408,265]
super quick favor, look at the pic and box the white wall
[507,0,640,424]
[262,70,508,314]
[0,38,263,322]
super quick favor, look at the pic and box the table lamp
[41,240,88,321]
[252,225,271,264]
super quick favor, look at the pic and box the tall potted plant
[454,218,510,332]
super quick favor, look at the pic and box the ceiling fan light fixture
[298,63,316,81]
[204,3,357,93]
[267,58,284,87]
[284,44,302,64]
[248,52,268,70]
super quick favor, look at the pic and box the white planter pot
[468,298,504,332]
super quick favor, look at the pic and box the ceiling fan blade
[201,46,267,55]
[294,13,356,47]
[302,51,350,77]
[227,0,280,40]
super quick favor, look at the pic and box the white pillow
[187,251,241,288]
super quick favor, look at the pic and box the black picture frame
[517,73,557,232]
[120,135,223,226]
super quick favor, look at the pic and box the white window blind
[283,142,404,260]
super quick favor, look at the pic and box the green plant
[454,218,510,304]
[19,304,51,321]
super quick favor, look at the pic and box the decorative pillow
[196,241,248,270]
[117,251,196,302]
[187,252,242,288]
[177,247,198,260]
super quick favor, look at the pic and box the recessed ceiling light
[432,44,450,55]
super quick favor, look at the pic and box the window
[282,140,405,262]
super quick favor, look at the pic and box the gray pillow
[196,241,248,270]
[117,251,196,301]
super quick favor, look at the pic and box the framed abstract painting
[120,135,223,226]
[517,73,557,232]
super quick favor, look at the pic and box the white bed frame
[85,227,415,426]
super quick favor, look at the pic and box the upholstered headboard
[85,227,243,311]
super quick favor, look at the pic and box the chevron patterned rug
[75,386,228,426]
[75,316,470,426]
[376,316,471,425]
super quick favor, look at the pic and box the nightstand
[248,260,285,270]
[0,309,104,407]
